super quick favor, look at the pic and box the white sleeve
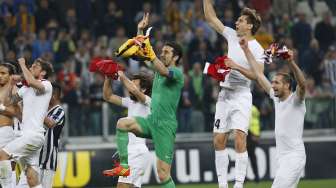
[222,26,237,40]
[269,88,275,100]
[121,97,132,108]
[43,81,52,94]
[293,91,305,104]
[253,45,265,65]
[144,95,151,106]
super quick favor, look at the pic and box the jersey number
[214,119,220,129]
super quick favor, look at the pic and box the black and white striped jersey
[39,104,65,171]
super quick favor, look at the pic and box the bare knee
[0,150,10,161]
[234,130,247,152]
[213,133,228,150]
[116,118,131,130]
[26,167,39,187]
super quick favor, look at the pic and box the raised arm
[118,71,147,103]
[203,0,225,34]
[286,50,306,101]
[102,77,122,106]
[137,13,149,35]
[18,58,46,94]
[239,39,272,94]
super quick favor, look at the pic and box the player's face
[29,62,44,78]
[131,79,141,90]
[160,45,175,67]
[235,15,252,36]
[271,75,289,97]
[0,66,10,85]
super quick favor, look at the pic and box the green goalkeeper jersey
[150,67,184,121]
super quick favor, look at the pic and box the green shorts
[135,115,177,164]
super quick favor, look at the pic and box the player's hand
[225,58,239,70]
[10,75,22,85]
[239,37,248,50]
[138,13,149,31]
[17,58,26,66]
[286,49,295,62]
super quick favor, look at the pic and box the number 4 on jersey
[214,119,220,129]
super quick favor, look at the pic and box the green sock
[116,128,129,168]
[161,177,175,188]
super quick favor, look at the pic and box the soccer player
[203,1,264,187]
[102,71,152,188]
[238,38,306,188]
[38,83,65,188]
[0,57,53,188]
[0,62,21,188]
[105,15,184,188]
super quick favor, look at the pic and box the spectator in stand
[32,29,53,60]
[89,73,104,135]
[178,74,196,133]
[314,12,336,52]
[301,39,324,84]
[14,2,35,34]
[108,26,128,54]
[291,12,312,65]
[102,1,123,37]
[53,29,76,67]
[321,46,336,95]
[34,0,57,31]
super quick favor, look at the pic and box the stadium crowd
[0,0,335,136]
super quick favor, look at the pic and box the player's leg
[213,100,231,188]
[0,150,12,188]
[115,117,148,168]
[233,130,248,188]
[157,159,174,188]
[231,92,252,188]
[25,166,41,188]
[104,116,151,177]
[271,153,306,188]
[40,169,55,188]
[152,122,176,188]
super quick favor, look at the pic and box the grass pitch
[145,179,336,188]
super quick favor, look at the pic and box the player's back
[220,26,264,90]
[271,90,306,155]
[19,80,52,133]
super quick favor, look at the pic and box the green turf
[144,179,336,188]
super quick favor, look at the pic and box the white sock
[0,160,13,188]
[215,150,229,188]
[234,151,248,188]
[32,185,43,188]
[11,170,16,187]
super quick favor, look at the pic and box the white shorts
[0,126,15,148]
[3,130,45,169]
[40,169,55,188]
[118,150,150,187]
[213,88,252,134]
[272,152,306,188]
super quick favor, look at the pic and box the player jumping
[203,0,264,187]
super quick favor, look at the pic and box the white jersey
[121,96,151,153]
[270,89,306,155]
[18,80,52,133]
[220,26,264,89]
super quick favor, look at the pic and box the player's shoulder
[250,40,264,52]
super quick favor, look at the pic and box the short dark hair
[276,72,293,90]
[0,62,16,75]
[51,82,62,99]
[165,42,183,64]
[241,8,262,35]
[35,58,54,79]
[131,71,153,96]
